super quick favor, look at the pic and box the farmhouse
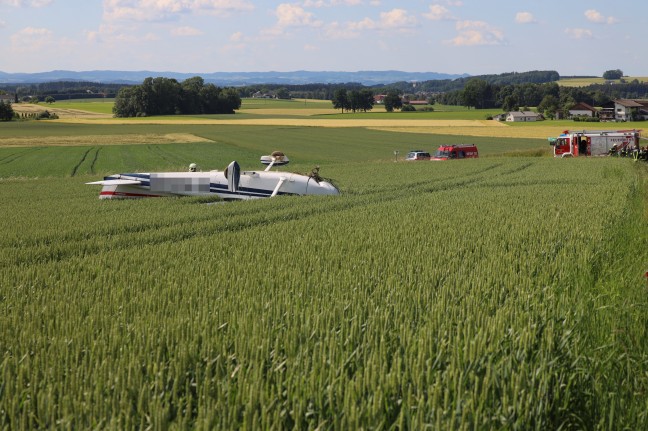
[568,102,597,118]
[251,91,274,99]
[505,111,543,122]
[613,99,648,121]
[599,99,648,121]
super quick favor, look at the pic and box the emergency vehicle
[548,129,641,157]
[431,144,479,160]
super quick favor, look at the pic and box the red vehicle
[548,129,641,157]
[432,144,479,160]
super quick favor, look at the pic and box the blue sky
[1,0,646,76]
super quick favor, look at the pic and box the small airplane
[87,151,339,200]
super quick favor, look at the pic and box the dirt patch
[0,133,214,148]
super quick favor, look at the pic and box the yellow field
[0,133,213,148]
[15,100,641,141]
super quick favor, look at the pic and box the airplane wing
[86,179,143,185]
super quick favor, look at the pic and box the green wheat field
[1,109,647,429]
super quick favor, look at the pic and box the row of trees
[436,79,648,114]
[331,89,374,112]
[112,76,241,117]
[331,89,406,113]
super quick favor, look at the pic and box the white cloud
[565,28,593,39]
[0,0,52,6]
[275,3,323,28]
[423,5,454,21]
[302,0,362,6]
[171,26,203,36]
[448,20,504,46]
[584,9,618,25]
[515,12,535,24]
[350,8,416,30]
[324,8,416,39]
[324,21,357,39]
[379,9,417,28]
[230,31,243,42]
[10,26,53,51]
[85,23,149,44]
[103,0,254,22]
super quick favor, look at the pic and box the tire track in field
[147,144,179,166]
[3,164,518,268]
[4,161,537,268]
[0,147,43,166]
[70,147,93,177]
[90,147,101,174]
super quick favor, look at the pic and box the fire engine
[431,144,479,160]
[548,129,641,157]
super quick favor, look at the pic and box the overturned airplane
[87,152,339,200]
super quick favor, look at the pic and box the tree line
[436,79,648,115]
[370,70,561,95]
[112,76,241,117]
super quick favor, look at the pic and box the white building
[505,111,543,122]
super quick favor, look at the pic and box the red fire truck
[548,130,641,157]
[431,144,479,160]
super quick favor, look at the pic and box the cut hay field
[1,110,647,429]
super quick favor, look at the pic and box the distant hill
[0,70,469,86]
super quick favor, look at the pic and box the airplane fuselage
[92,169,339,200]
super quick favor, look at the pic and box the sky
[0,0,647,76]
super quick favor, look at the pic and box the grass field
[1,105,647,429]
[558,76,648,87]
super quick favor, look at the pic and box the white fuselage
[93,170,339,200]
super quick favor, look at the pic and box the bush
[572,116,600,122]
[35,110,58,120]
[401,104,416,112]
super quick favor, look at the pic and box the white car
[405,150,431,161]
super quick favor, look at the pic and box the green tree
[276,88,290,99]
[332,88,349,113]
[537,95,559,119]
[45,96,55,104]
[0,100,15,121]
[502,95,519,112]
[383,91,402,112]
[179,76,204,114]
[603,69,623,80]
[359,89,375,112]
[112,76,240,117]
[461,78,491,109]
[559,94,576,118]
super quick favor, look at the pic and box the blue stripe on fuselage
[209,183,293,197]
